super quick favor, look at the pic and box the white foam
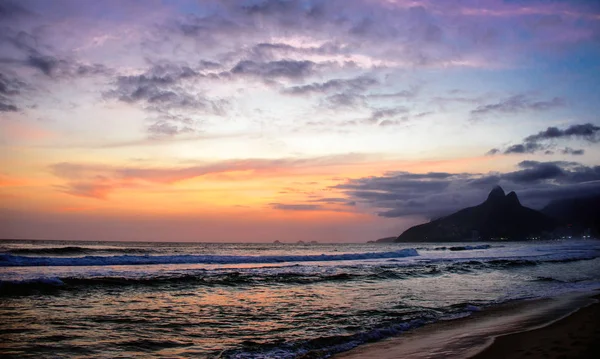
[0,248,419,267]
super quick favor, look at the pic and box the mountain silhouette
[542,194,600,237]
[396,186,556,242]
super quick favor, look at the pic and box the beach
[336,292,600,359]
[471,295,600,359]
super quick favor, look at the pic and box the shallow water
[1,239,600,358]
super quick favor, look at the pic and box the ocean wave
[0,278,66,295]
[421,244,493,251]
[225,318,430,359]
[2,254,597,297]
[0,272,361,294]
[0,248,419,267]
[222,299,500,359]
[3,246,153,256]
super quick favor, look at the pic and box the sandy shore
[335,292,599,359]
[471,295,600,359]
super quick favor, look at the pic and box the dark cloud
[230,60,315,79]
[26,56,112,78]
[335,172,455,193]
[160,0,511,71]
[467,175,501,187]
[503,161,565,183]
[503,142,545,154]
[561,147,584,155]
[524,123,600,143]
[0,1,31,19]
[27,55,59,77]
[471,95,564,116]
[0,100,17,112]
[0,72,25,111]
[334,161,600,218]
[0,72,23,95]
[105,64,228,136]
[175,14,241,38]
[74,64,112,77]
[308,197,356,206]
[0,28,112,113]
[489,123,600,156]
[283,76,377,95]
[2,30,112,79]
[240,0,319,16]
[198,60,221,70]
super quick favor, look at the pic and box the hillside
[396,186,556,242]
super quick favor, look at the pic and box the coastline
[334,290,599,359]
[470,293,600,358]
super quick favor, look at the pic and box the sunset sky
[1,0,599,242]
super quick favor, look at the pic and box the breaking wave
[0,248,419,267]
[2,254,598,297]
[422,244,493,251]
[222,301,488,359]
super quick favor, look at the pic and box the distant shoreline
[2,237,596,245]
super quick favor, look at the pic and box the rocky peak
[487,186,506,202]
[506,191,521,206]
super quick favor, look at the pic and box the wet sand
[335,292,599,359]
[471,296,600,359]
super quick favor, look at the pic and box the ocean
[1,239,600,358]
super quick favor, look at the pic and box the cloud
[27,55,58,77]
[270,197,357,212]
[0,72,23,95]
[561,147,585,155]
[2,29,113,79]
[159,0,584,72]
[0,28,113,113]
[486,148,500,156]
[308,197,356,206]
[0,1,30,19]
[50,154,367,199]
[322,92,367,109]
[369,88,419,99]
[503,142,545,154]
[0,72,25,111]
[109,64,198,103]
[489,123,600,156]
[147,121,194,138]
[333,161,600,218]
[524,123,600,143]
[269,203,323,211]
[503,161,566,183]
[104,63,229,136]
[230,60,315,79]
[367,106,410,126]
[0,101,17,112]
[283,76,378,95]
[471,95,564,116]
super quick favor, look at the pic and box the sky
[0,0,599,242]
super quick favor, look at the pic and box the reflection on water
[1,240,600,358]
